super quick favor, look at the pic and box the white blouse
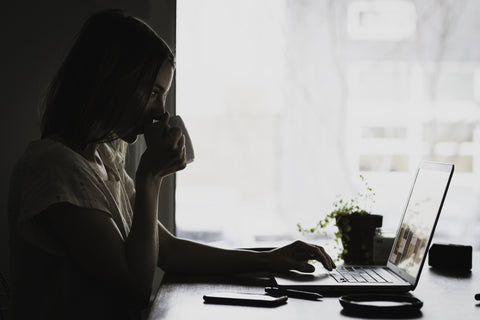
[8,139,138,320]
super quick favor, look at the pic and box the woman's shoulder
[9,139,99,195]
[13,138,87,175]
[8,139,112,223]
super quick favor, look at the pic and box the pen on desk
[265,287,323,300]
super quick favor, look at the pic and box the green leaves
[296,174,376,262]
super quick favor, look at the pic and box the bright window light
[176,0,480,251]
[347,0,417,41]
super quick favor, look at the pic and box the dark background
[0,0,176,290]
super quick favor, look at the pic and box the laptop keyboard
[329,266,393,283]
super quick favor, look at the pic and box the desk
[148,252,479,320]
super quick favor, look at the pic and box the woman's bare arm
[156,221,335,275]
[42,114,186,308]
[42,173,161,308]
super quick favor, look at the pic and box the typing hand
[267,240,336,273]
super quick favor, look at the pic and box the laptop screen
[388,162,453,280]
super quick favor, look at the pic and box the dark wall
[0,0,175,289]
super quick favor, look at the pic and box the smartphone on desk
[203,292,287,307]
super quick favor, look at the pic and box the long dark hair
[41,9,175,150]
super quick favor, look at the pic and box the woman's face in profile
[121,60,175,144]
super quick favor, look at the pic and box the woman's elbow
[110,277,153,309]
[157,234,180,272]
[121,283,152,309]
[131,288,152,309]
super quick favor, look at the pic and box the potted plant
[298,175,382,265]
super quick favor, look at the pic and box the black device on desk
[203,292,287,307]
[339,293,423,316]
[428,243,472,271]
[265,287,323,300]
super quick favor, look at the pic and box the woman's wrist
[247,250,272,272]
[261,251,274,271]
[135,166,163,194]
[136,156,163,185]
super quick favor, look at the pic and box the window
[347,0,416,41]
[176,0,480,251]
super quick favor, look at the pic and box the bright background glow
[175,0,480,252]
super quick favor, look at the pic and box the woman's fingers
[295,261,315,273]
[144,113,170,147]
[293,241,335,271]
[318,245,336,269]
[141,113,188,177]
[166,126,182,145]
[312,246,335,271]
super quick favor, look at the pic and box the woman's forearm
[125,173,160,303]
[157,225,269,275]
[157,223,336,274]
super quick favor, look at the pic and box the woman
[8,9,335,320]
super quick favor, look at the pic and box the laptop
[273,161,454,295]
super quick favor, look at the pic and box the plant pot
[335,213,383,265]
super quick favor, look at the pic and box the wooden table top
[148,252,480,320]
